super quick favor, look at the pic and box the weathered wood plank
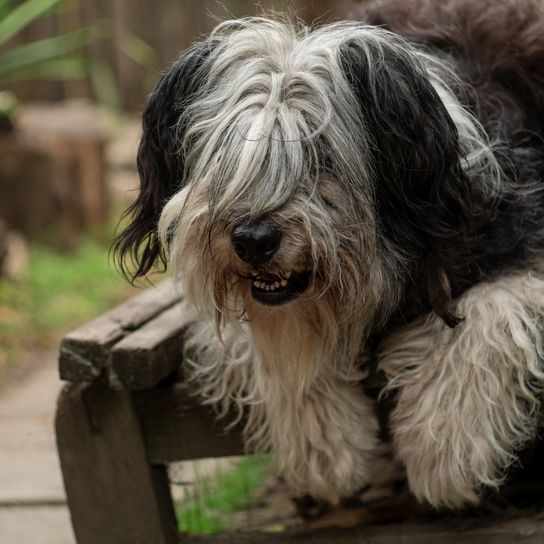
[181,518,544,543]
[135,383,245,464]
[111,302,195,390]
[59,279,180,382]
[55,382,178,544]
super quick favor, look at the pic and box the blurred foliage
[0,89,17,118]
[0,0,156,114]
[0,223,139,369]
[0,0,60,43]
[0,0,91,93]
[177,456,270,536]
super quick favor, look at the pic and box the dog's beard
[159,178,400,391]
[162,179,397,503]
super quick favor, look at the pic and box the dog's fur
[115,0,544,509]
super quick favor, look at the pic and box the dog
[115,0,544,510]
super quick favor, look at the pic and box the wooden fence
[6,0,362,111]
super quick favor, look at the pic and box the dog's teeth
[253,273,296,292]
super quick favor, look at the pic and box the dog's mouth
[249,270,310,306]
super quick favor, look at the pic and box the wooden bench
[55,279,544,544]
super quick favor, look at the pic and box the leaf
[117,27,157,67]
[1,58,88,83]
[0,0,62,47]
[94,18,157,67]
[0,27,95,78]
[0,0,14,20]
[87,59,121,112]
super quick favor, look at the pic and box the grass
[0,228,141,369]
[177,456,270,535]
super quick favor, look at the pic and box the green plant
[0,231,138,369]
[176,457,270,536]
[0,0,89,87]
[0,0,156,113]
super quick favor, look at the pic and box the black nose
[231,223,281,266]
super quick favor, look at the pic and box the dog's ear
[114,39,216,281]
[339,37,472,325]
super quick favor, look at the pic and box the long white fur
[157,18,509,505]
[184,314,378,501]
[379,265,544,508]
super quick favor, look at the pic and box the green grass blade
[0,0,61,47]
[0,27,94,78]
[177,457,270,536]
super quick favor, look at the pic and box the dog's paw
[279,440,375,505]
[398,434,482,509]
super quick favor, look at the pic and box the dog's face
[116,19,471,336]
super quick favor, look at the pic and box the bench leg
[55,381,179,544]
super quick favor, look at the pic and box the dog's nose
[231,223,281,266]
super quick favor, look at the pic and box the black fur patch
[355,0,544,323]
[113,39,216,281]
[339,39,472,323]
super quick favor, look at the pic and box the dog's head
[115,19,474,336]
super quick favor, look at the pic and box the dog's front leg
[185,315,380,504]
[379,267,544,509]
[251,369,379,504]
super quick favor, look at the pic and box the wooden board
[59,279,180,382]
[135,383,245,464]
[110,302,195,389]
[181,518,544,543]
[55,381,178,544]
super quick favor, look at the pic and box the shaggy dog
[115,0,544,510]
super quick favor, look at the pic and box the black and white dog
[115,0,544,509]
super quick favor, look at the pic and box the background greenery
[178,457,270,535]
[0,223,138,369]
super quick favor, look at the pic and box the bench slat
[135,384,245,464]
[180,520,544,543]
[111,302,195,389]
[59,279,180,382]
